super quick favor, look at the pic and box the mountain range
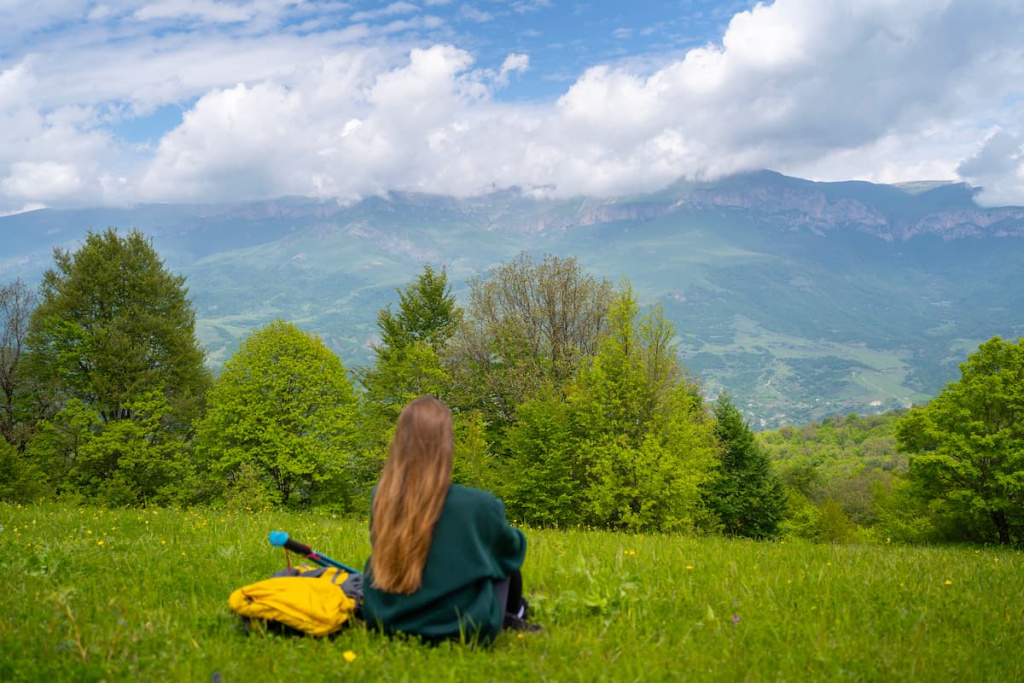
[3,170,1022,428]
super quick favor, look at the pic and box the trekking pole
[268,531,361,575]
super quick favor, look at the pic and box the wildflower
[686,565,694,571]
[343,651,357,663]
[732,614,740,625]
[97,541,104,546]
[945,580,953,586]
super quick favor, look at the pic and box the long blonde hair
[370,396,454,594]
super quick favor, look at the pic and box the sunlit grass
[1,502,1021,681]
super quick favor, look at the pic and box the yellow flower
[97,541,104,546]
[945,580,953,586]
[686,565,694,571]
[343,651,357,663]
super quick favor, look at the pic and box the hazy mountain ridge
[3,170,1023,427]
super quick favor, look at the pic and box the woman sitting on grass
[362,396,538,644]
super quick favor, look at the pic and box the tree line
[1,228,1021,545]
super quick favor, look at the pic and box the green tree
[568,284,717,531]
[896,336,1024,545]
[359,265,461,429]
[25,391,196,505]
[194,320,358,509]
[501,390,583,526]
[22,228,210,428]
[447,252,612,441]
[374,264,461,359]
[706,394,787,538]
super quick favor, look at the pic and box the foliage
[447,252,613,441]
[20,391,196,505]
[502,284,717,532]
[360,264,460,421]
[194,320,359,509]
[0,278,36,447]
[501,392,581,526]
[760,411,906,540]
[21,228,210,429]
[374,264,461,358]
[3,502,1024,682]
[896,336,1024,545]
[571,285,717,532]
[706,394,787,539]
[0,437,47,501]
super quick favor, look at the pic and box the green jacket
[362,484,526,643]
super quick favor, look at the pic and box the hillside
[3,171,1023,427]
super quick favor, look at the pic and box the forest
[1,228,1021,546]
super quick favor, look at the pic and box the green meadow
[2,503,1021,682]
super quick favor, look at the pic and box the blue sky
[1,0,1023,212]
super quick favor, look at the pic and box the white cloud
[3,0,1024,210]
[457,5,493,23]
[958,130,1024,207]
[350,1,419,23]
[2,161,84,199]
[0,202,47,217]
[134,0,257,23]
[497,53,529,85]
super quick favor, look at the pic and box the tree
[447,252,612,439]
[569,284,717,531]
[501,390,583,526]
[706,394,787,538]
[22,228,210,429]
[0,279,36,445]
[359,265,461,428]
[24,391,196,505]
[194,320,358,509]
[500,282,715,531]
[896,336,1024,545]
[374,264,461,359]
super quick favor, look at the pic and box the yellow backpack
[228,565,362,637]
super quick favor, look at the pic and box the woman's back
[362,484,526,643]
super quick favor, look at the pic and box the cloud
[3,0,1024,210]
[497,53,529,86]
[2,161,84,199]
[349,1,419,23]
[134,0,257,23]
[958,130,1024,207]
[457,5,494,23]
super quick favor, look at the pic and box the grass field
[1,502,1021,681]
